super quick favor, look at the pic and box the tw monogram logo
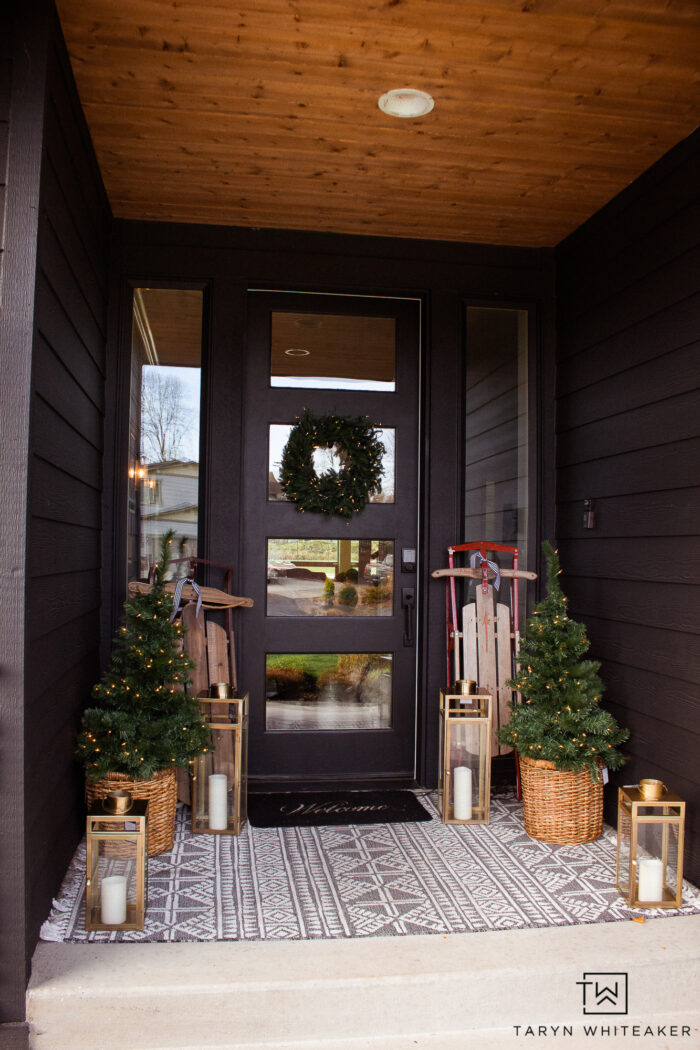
[577,972,629,1015]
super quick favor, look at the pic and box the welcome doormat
[247,790,432,827]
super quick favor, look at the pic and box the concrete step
[27,916,700,1050]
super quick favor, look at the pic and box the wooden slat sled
[128,580,253,610]
[432,543,537,758]
[130,557,253,804]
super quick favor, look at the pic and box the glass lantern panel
[616,801,633,900]
[194,744,238,831]
[448,718,488,819]
[239,719,249,826]
[89,834,141,926]
[636,816,681,903]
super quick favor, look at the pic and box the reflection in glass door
[128,288,203,582]
[240,292,421,787]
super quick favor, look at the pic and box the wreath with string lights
[279,411,385,518]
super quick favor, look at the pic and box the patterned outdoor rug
[41,793,700,943]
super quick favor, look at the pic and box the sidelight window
[128,288,203,581]
[464,306,530,560]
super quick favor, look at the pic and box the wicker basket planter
[86,768,177,856]
[519,754,603,845]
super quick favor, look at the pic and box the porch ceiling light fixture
[285,347,311,356]
[378,88,434,118]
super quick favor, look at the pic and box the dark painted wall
[0,23,9,298]
[26,4,111,951]
[0,1,110,1027]
[556,130,700,884]
[0,4,48,1028]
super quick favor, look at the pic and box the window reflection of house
[268,471,284,500]
[139,459,198,576]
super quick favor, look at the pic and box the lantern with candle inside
[616,784,686,909]
[85,791,148,931]
[439,691,492,824]
[191,692,249,835]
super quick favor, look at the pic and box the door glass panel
[267,540,394,616]
[464,307,528,556]
[268,424,395,503]
[128,288,203,581]
[265,653,392,731]
[270,312,396,390]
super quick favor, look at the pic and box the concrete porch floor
[28,914,700,1050]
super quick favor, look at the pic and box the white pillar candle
[638,857,664,901]
[100,875,127,925]
[453,765,472,821]
[208,773,229,830]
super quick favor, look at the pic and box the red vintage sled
[431,541,537,769]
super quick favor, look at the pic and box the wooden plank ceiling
[56,0,700,247]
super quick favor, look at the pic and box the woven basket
[519,754,603,845]
[86,768,178,857]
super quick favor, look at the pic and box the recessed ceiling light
[285,347,311,356]
[378,88,434,119]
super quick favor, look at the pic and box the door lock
[401,547,417,573]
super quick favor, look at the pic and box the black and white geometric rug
[41,793,700,943]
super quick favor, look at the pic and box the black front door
[239,291,421,788]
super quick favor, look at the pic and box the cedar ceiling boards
[55,0,700,247]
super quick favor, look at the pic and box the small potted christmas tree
[77,531,210,854]
[498,541,628,844]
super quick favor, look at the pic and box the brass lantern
[191,692,248,835]
[439,691,492,824]
[85,792,148,931]
[616,783,686,909]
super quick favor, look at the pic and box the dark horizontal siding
[26,611,102,702]
[556,338,700,430]
[557,489,700,540]
[31,395,103,485]
[0,3,45,1028]
[0,23,9,300]
[23,8,110,980]
[568,577,698,638]
[556,129,700,884]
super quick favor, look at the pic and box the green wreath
[279,411,385,518]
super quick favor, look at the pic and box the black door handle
[402,587,415,646]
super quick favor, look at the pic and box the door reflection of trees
[265,654,392,730]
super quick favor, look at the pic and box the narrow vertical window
[464,307,529,559]
[128,288,203,580]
